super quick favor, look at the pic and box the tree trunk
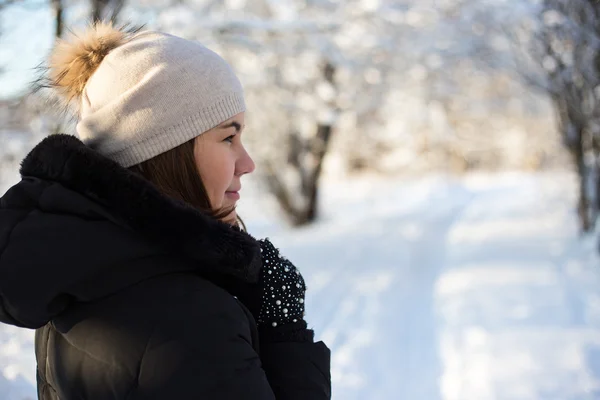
[266,62,337,226]
[568,125,592,232]
[51,0,63,38]
[304,123,332,223]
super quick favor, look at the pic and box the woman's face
[194,112,255,222]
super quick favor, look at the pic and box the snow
[2,169,600,399]
[0,130,46,197]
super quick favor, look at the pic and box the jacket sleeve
[236,302,331,400]
[260,338,331,400]
[128,282,277,400]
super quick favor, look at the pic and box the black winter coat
[0,135,331,399]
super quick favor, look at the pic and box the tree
[511,0,600,232]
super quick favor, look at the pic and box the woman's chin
[223,210,237,225]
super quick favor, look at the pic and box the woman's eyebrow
[219,121,242,132]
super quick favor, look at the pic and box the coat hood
[0,134,262,328]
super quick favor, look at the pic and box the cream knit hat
[48,23,245,167]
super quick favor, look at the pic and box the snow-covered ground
[1,166,600,399]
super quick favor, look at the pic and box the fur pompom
[48,22,135,103]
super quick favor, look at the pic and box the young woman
[0,23,331,399]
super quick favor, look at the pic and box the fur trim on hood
[19,133,262,282]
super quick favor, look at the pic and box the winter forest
[1,0,600,399]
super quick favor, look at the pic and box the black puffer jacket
[0,135,331,399]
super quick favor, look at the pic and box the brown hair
[128,137,242,227]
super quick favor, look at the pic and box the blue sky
[0,3,53,99]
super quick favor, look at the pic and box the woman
[0,23,331,399]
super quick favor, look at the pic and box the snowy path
[255,173,600,400]
[2,172,600,399]
[436,174,600,400]
[258,177,474,399]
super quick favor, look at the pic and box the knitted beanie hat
[48,23,245,167]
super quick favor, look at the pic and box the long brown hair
[128,138,241,226]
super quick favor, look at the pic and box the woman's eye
[223,135,235,143]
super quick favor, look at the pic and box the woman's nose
[237,146,255,176]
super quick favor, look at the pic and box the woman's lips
[225,191,240,200]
